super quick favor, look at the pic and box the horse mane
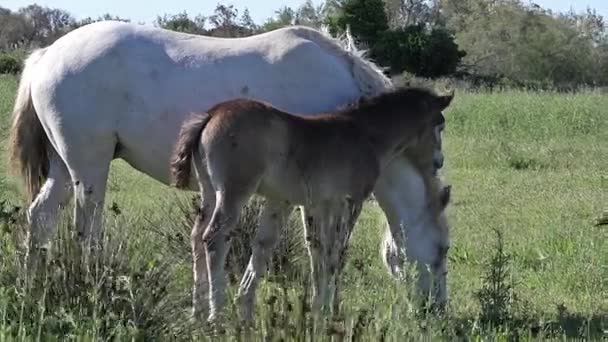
[353,86,438,109]
[339,86,441,123]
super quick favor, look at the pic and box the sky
[3,0,607,26]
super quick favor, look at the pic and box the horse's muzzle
[433,154,444,171]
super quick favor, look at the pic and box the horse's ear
[435,90,454,112]
[439,185,452,209]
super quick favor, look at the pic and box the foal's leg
[26,153,73,273]
[301,205,333,316]
[329,199,363,316]
[237,200,292,323]
[190,154,216,319]
[203,190,247,324]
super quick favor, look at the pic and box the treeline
[1,1,607,88]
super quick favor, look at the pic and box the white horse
[8,21,450,312]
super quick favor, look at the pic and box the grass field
[0,73,606,340]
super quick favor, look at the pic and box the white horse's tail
[8,48,51,202]
[288,25,393,97]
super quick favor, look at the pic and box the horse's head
[379,89,454,310]
[407,91,453,311]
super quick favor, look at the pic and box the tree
[207,4,254,37]
[155,12,206,35]
[373,24,465,76]
[438,0,606,85]
[261,7,296,32]
[558,7,606,44]
[72,13,131,30]
[0,8,30,49]
[17,5,75,46]
[295,0,324,27]
[331,0,388,45]
[384,0,438,28]
[239,8,258,33]
[209,4,237,28]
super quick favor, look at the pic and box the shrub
[372,24,465,77]
[0,54,22,74]
[0,203,191,340]
[147,195,307,285]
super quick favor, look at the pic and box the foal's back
[202,99,379,205]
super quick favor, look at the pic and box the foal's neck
[347,108,421,163]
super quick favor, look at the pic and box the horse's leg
[64,143,115,250]
[237,200,291,324]
[329,199,363,318]
[203,190,246,324]
[190,153,216,319]
[26,153,73,273]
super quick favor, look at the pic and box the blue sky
[3,0,607,25]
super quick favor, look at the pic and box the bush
[372,24,465,78]
[0,54,22,74]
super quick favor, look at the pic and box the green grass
[0,73,607,340]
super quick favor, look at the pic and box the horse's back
[32,21,360,121]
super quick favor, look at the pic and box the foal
[170,87,454,323]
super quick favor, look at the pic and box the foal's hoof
[237,299,255,325]
[429,300,448,315]
[327,318,346,337]
[25,246,49,271]
[206,313,227,335]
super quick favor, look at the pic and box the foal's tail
[8,48,51,202]
[170,112,212,189]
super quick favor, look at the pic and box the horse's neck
[401,162,433,217]
[376,158,430,228]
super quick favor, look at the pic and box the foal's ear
[439,185,452,209]
[434,90,455,112]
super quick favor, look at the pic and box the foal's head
[349,86,453,170]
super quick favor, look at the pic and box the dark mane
[359,86,439,107]
[341,86,441,120]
